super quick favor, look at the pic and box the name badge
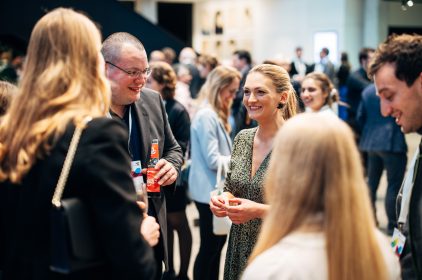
[391,227,406,257]
[131,160,144,193]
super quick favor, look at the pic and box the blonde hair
[248,64,297,120]
[0,8,110,183]
[250,114,387,280]
[197,65,241,132]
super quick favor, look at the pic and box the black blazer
[132,88,183,270]
[0,118,155,280]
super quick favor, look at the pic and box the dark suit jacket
[0,118,155,280]
[132,88,183,270]
[399,139,422,280]
[357,84,407,153]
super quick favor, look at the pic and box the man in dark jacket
[101,32,183,280]
[369,33,422,280]
[346,47,375,132]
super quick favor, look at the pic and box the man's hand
[140,215,160,247]
[142,159,178,186]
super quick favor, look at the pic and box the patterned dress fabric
[223,127,272,280]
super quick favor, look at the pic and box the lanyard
[107,106,133,158]
[398,146,421,229]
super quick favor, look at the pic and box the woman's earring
[277,103,284,109]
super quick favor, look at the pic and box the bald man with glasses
[102,32,183,280]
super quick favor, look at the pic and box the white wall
[136,0,422,69]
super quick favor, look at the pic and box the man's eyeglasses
[106,61,151,78]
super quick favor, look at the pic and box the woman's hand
[140,215,160,247]
[226,198,269,225]
[209,192,234,217]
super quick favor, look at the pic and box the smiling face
[301,78,328,112]
[219,77,239,111]
[106,43,149,107]
[374,63,422,133]
[243,72,285,123]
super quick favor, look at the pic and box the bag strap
[51,117,92,207]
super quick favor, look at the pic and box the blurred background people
[189,65,240,280]
[314,47,335,82]
[149,50,166,63]
[0,8,157,279]
[178,47,204,99]
[198,54,219,79]
[244,114,400,280]
[148,61,192,280]
[289,46,311,83]
[301,72,338,116]
[231,50,256,137]
[210,64,297,280]
[336,52,351,120]
[0,81,16,116]
[0,47,25,84]
[175,64,195,118]
[162,47,177,66]
[357,84,407,235]
[346,47,375,133]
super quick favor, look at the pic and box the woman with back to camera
[210,64,297,280]
[147,61,192,280]
[301,72,338,116]
[243,114,400,280]
[189,65,241,280]
[0,8,158,280]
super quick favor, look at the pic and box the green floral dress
[223,127,272,280]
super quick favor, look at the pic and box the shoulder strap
[51,117,92,207]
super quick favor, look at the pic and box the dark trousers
[194,202,227,280]
[367,151,407,234]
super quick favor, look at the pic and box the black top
[0,118,156,280]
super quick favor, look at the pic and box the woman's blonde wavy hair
[0,8,110,183]
[249,114,387,280]
[196,65,241,133]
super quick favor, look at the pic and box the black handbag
[50,118,104,274]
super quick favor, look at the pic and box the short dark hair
[369,34,422,87]
[233,50,252,65]
[358,47,375,64]
[321,47,329,56]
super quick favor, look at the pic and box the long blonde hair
[196,65,241,132]
[249,114,387,280]
[0,8,110,183]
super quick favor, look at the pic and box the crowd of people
[0,7,422,280]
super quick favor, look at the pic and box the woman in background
[198,54,219,79]
[210,64,297,280]
[301,72,338,116]
[243,114,400,280]
[189,65,240,280]
[0,8,157,279]
[148,61,192,280]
